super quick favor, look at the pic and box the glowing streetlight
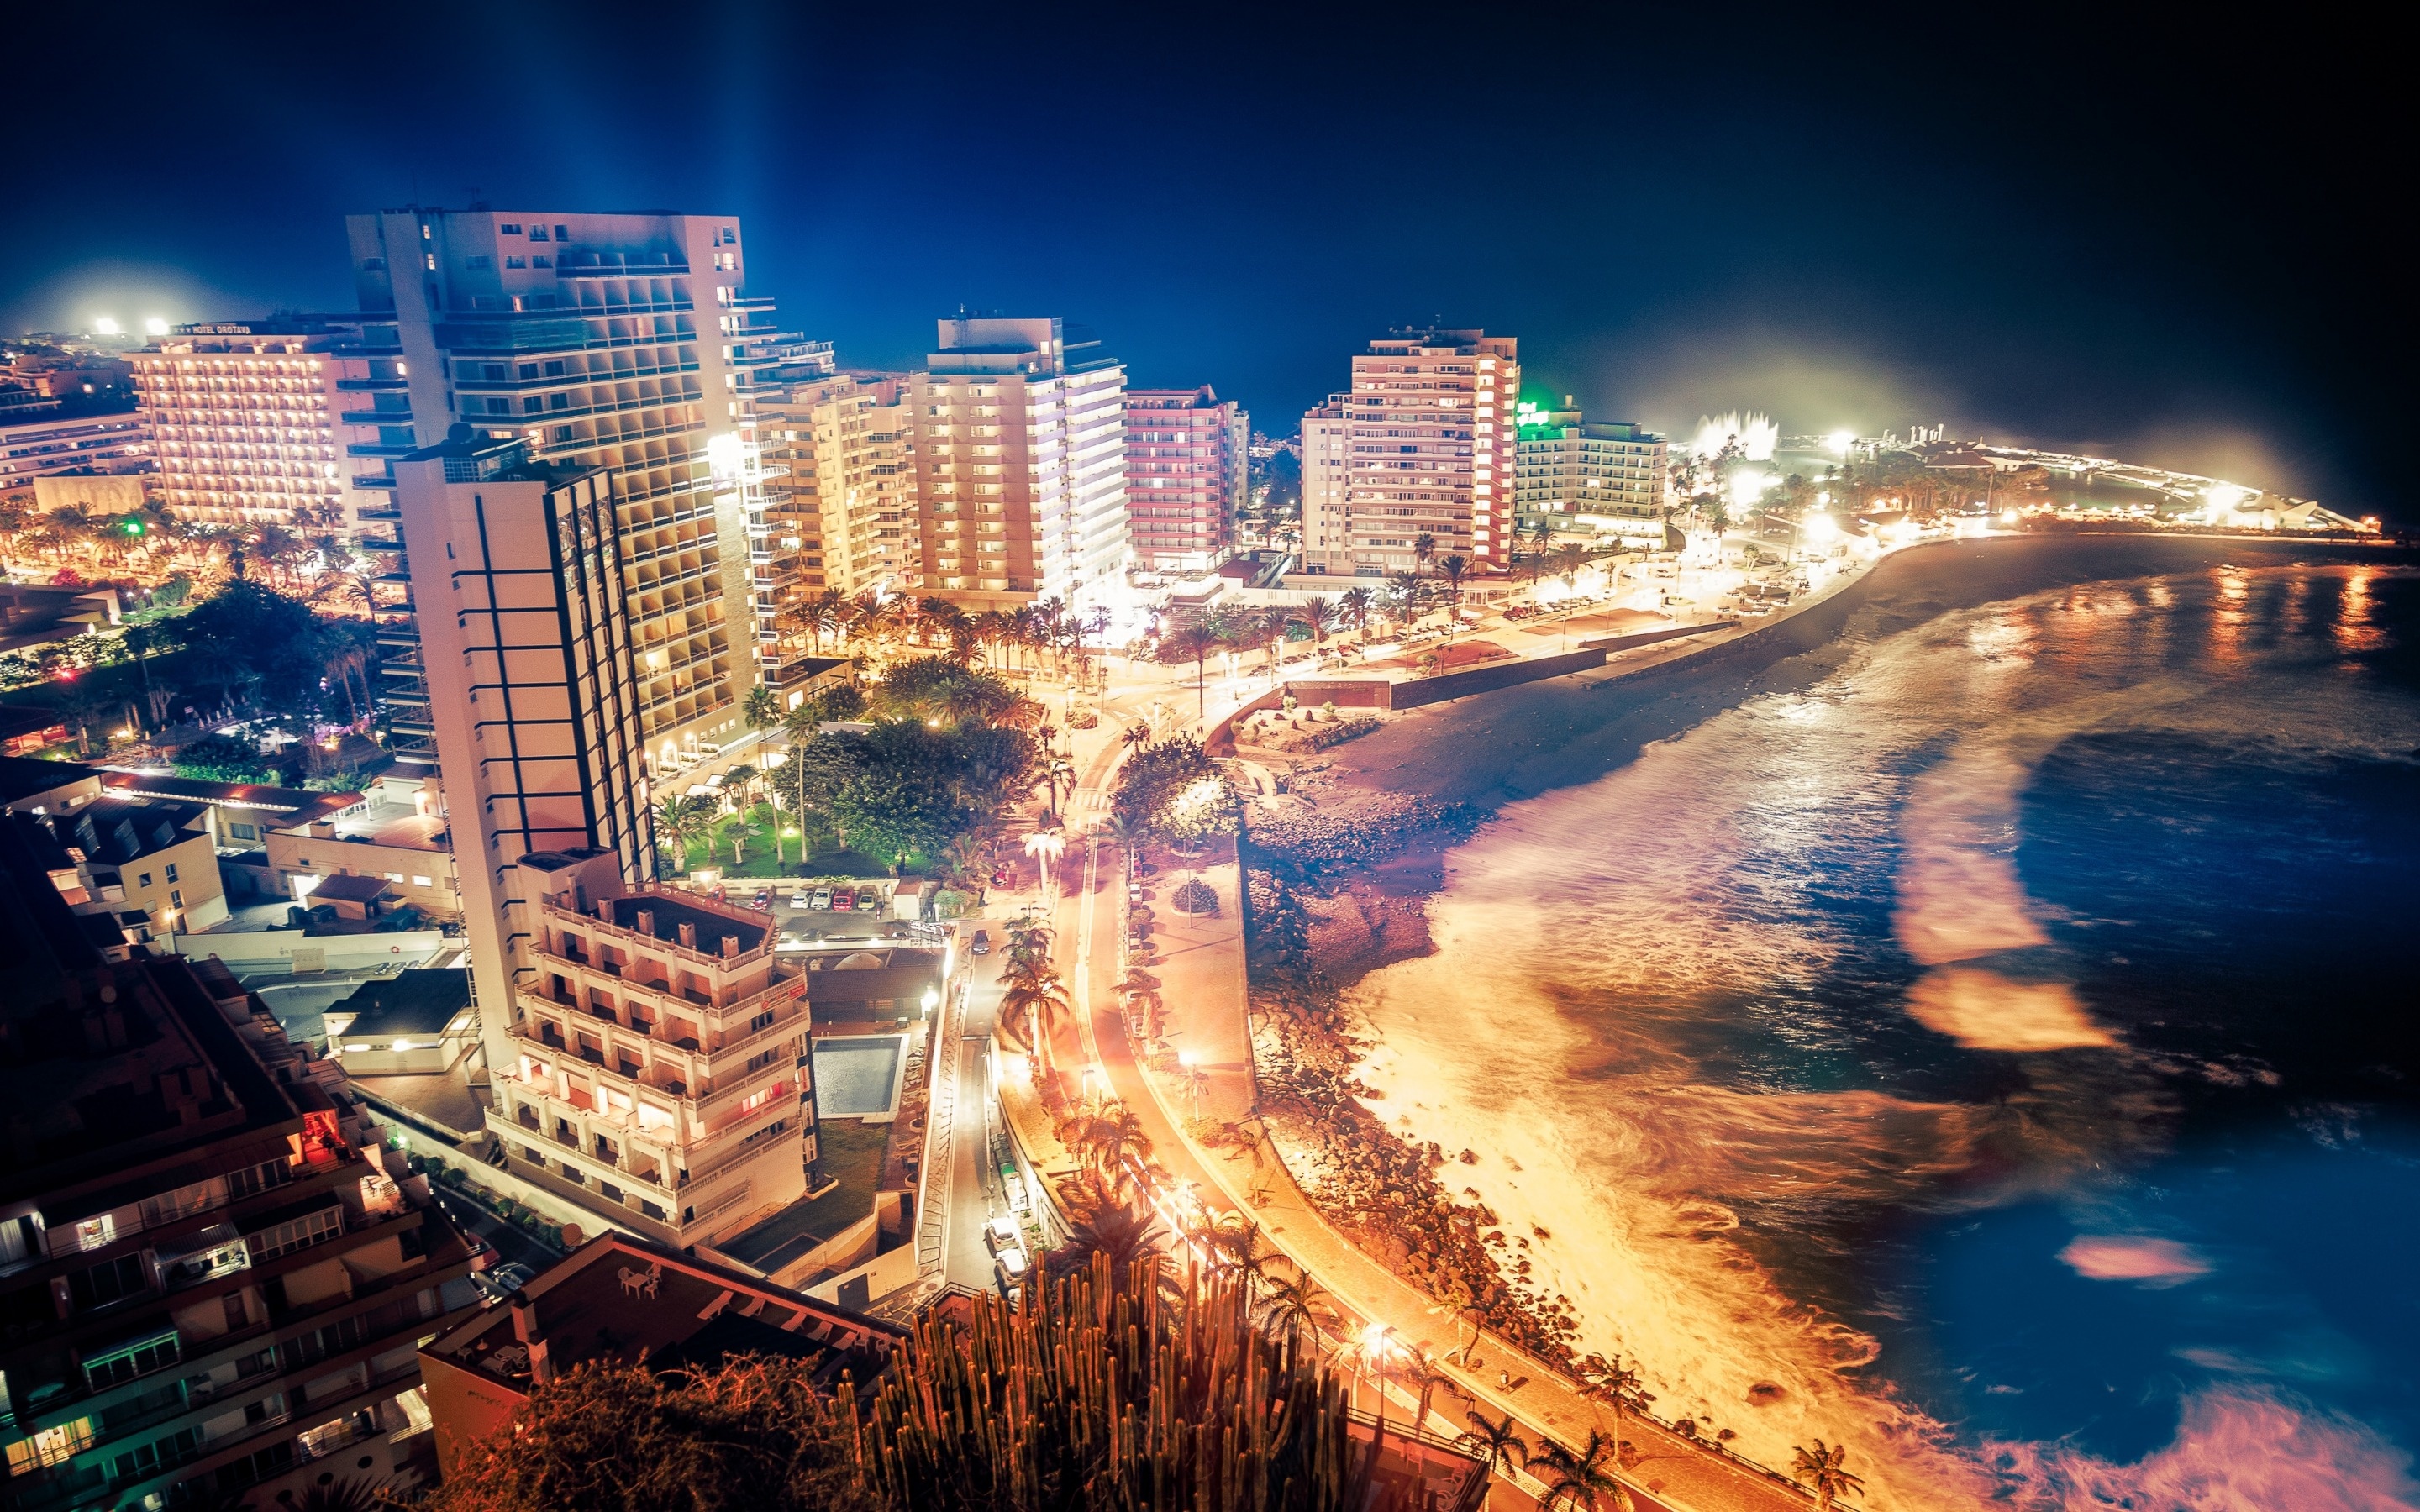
[920,988,940,1018]
[1825,430,1856,456]
[143,317,169,337]
[92,317,121,337]
[1024,828,1066,901]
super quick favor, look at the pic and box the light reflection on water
[1346,565,2420,1509]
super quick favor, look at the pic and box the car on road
[970,929,991,956]
[750,889,771,911]
[994,1247,1029,1294]
[474,1262,536,1303]
[984,1215,1018,1255]
[812,888,833,910]
[831,887,855,911]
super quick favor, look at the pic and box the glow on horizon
[1690,411,1778,462]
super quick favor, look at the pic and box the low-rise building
[488,868,814,1251]
[0,817,483,1508]
[3,771,228,933]
[415,1233,899,1478]
[325,970,478,1077]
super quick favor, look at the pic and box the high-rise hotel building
[1123,386,1245,575]
[393,429,813,1252]
[346,209,793,769]
[1513,402,1669,534]
[128,318,407,533]
[759,372,922,603]
[1297,329,1518,577]
[908,318,1128,612]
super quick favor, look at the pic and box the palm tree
[1203,1211,1277,1300]
[1435,554,1470,642]
[650,793,718,874]
[998,969,1076,1075]
[1162,620,1223,721]
[741,682,780,733]
[1051,1201,1165,1290]
[1294,595,1336,657]
[1256,1270,1336,1360]
[1459,1409,1531,1497]
[1413,532,1437,579]
[1023,827,1066,895]
[1062,1099,1155,1194]
[1792,1441,1866,1511]
[1120,722,1154,754]
[1534,1428,1631,1512]
[1338,585,1375,641]
[1582,1352,1641,1476]
[1400,1345,1450,1436]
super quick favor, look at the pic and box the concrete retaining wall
[175,927,446,974]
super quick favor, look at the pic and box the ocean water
[1343,559,2420,1509]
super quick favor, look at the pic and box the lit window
[413,875,434,888]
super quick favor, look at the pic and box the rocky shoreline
[1240,778,1594,1367]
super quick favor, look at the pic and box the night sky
[3,3,2403,514]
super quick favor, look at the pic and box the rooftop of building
[33,793,208,864]
[0,813,319,1207]
[307,872,393,906]
[328,969,473,1040]
[0,753,103,807]
[327,795,448,852]
[602,891,770,956]
[98,769,363,828]
[423,1234,901,1394]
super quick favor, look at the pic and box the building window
[505,255,527,269]
[413,875,434,888]
[85,1330,182,1391]
[529,226,550,242]
[500,223,522,234]
[170,889,184,909]
[464,255,491,270]
[137,871,153,888]
[229,822,257,840]
[165,862,179,884]
[531,255,552,268]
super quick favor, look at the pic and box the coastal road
[1053,822,1812,1512]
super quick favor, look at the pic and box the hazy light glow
[143,317,169,336]
[92,317,121,336]
[1826,430,1856,456]
[1801,512,1839,544]
[1728,470,1776,512]
[1690,411,1778,462]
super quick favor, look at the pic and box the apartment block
[0,758,230,937]
[1123,386,1244,575]
[347,208,793,763]
[0,413,150,496]
[1514,401,1669,533]
[128,319,406,533]
[0,819,481,1509]
[393,429,653,1023]
[1334,329,1519,575]
[759,372,920,603]
[909,318,1128,612]
[1297,396,1352,575]
[490,875,813,1250]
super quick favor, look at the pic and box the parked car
[832,888,855,911]
[984,1214,1018,1255]
[970,928,992,956]
[750,889,771,911]
[994,1247,1029,1293]
[856,890,882,912]
[789,889,813,910]
[475,1262,536,1303]
[812,887,834,910]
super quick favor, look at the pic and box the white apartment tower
[1298,396,1352,574]
[760,373,922,602]
[393,429,811,1250]
[1302,330,1519,577]
[346,209,793,773]
[909,318,1128,612]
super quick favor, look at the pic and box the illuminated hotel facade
[1123,386,1244,575]
[127,319,404,533]
[908,317,1128,612]
[345,208,794,770]
[759,372,922,603]
[1298,329,1519,576]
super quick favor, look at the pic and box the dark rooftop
[0,753,102,805]
[99,769,360,827]
[36,795,206,864]
[308,872,393,905]
[427,1235,900,1394]
[329,968,472,1040]
[610,893,768,955]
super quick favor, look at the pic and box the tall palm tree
[1338,585,1374,640]
[1435,554,1470,642]
[1162,620,1223,720]
[1294,596,1336,655]
[1458,1409,1531,1496]
[1533,1429,1630,1512]
[998,969,1075,1075]
[1256,1270,1336,1360]
[650,794,718,874]
[1791,1441,1865,1511]
[741,682,780,733]
[1413,532,1437,579]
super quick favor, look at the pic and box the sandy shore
[1240,532,2417,1508]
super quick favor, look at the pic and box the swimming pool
[812,1035,907,1119]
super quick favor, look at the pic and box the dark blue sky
[3,3,2403,512]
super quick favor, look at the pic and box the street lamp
[921,987,939,1019]
[1177,1050,1202,1122]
